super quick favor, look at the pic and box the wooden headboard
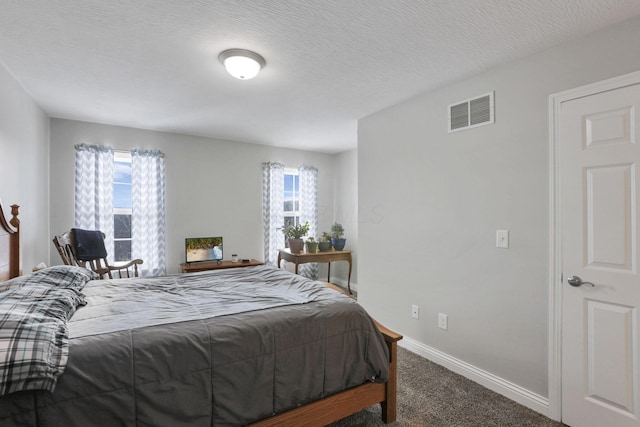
[0,200,20,281]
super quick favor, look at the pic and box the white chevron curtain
[299,165,318,279]
[74,144,115,261]
[262,162,284,266]
[132,149,166,276]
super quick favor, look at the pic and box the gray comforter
[0,265,389,426]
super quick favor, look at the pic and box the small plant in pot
[318,234,331,252]
[305,237,318,253]
[330,222,346,251]
[278,221,310,253]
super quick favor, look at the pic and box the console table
[181,259,263,273]
[277,249,353,294]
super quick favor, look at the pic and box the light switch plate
[496,230,509,248]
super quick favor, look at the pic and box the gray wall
[49,119,338,275]
[358,15,640,399]
[0,63,50,272]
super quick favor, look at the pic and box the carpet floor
[329,346,566,427]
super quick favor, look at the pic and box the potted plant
[330,222,346,251]
[318,235,331,252]
[305,237,318,253]
[278,221,310,253]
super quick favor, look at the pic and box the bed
[0,200,401,426]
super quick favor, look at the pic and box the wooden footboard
[251,283,403,426]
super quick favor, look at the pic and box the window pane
[114,240,132,262]
[114,183,131,209]
[284,174,293,192]
[114,214,131,238]
[114,159,132,209]
[284,191,293,206]
[284,199,295,212]
[284,172,299,213]
[114,161,131,184]
[113,154,133,263]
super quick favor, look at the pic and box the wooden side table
[180,259,263,273]
[277,249,353,294]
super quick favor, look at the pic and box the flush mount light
[219,49,266,80]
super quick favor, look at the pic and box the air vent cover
[448,92,494,133]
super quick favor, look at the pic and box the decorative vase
[306,241,318,253]
[288,238,304,253]
[331,238,346,251]
[318,241,331,252]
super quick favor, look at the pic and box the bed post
[9,204,20,278]
[375,321,402,423]
[0,201,20,280]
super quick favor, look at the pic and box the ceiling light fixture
[219,49,266,80]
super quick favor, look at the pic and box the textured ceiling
[2,1,640,153]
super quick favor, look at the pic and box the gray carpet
[330,346,565,427]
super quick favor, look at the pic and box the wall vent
[448,92,494,133]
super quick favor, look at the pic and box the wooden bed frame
[0,200,402,426]
[0,200,20,282]
[252,319,402,426]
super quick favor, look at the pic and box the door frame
[548,69,640,421]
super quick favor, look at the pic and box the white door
[560,82,640,427]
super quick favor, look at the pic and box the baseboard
[399,336,550,417]
[330,277,357,292]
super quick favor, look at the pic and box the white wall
[49,119,337,274]
[331,149,358,289]
[0,63,50,272]
[358,14,640,403]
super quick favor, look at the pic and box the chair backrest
[52,229,110,278]
[52,231,77,266]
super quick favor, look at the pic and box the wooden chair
[53,229,143,279]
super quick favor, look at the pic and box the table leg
[347,258,352,295]
[277,253,282,269]
[295,262,299,274]
[327,262,331,283]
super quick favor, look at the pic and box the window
[262,162,317,270]
[75,144,166,276]
[113,152,132,262]
[283,169,300,246]
[284,169,299,224]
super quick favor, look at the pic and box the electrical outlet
[438,313,448,330]
[411,305,419,319]
[496,229,509,248]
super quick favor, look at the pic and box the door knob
[567,275,595,287]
